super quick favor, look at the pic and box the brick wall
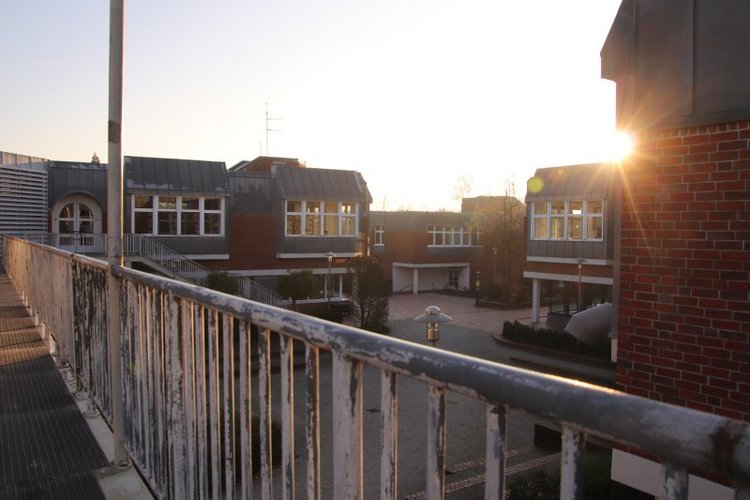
[617,120,750,422]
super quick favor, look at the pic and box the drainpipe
[107,0,128,469]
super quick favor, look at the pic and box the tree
[205,271,239,295]
[277,270,317,309]
[348,256,390,333]
[464,184,526,295]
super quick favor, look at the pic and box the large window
[132,195,225,236]
[285,200,359,236]
[531,200,603,241]
[426,225,479,246]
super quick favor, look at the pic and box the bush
[206,271,238,295]
[502,321,610,359]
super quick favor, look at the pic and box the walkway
[0,273,109,499]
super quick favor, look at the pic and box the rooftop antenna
[264,101,282,156]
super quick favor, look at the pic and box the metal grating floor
[0,274,109,499]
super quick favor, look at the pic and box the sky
[1,0,624,211]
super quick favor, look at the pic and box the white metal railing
[124,233,287,307]
[2,232,286,307]
[3,235,750,499]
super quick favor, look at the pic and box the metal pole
[107,0,128,469]
[577,257,584,314]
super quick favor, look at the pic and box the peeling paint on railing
[4,235,750,500]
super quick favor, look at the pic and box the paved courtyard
[388,292,535,332]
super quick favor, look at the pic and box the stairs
[124,234,287,308]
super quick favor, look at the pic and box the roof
[525,163,616,202]
[125,156,229,195]
[274,165,371,202]
[47,161,108,209]
[229,156,304,173]
[369,211,471,230]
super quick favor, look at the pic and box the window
[131,195,224,236]
[373,225,384,245]
[341,202,356,236]
[284,200,359,237]
[448,269,459,288]
[427,225,479,246]
[305,201,321,236]
[532,201,548,239]
[286,200,302,235]
[531,200,604,241]
[587,201,603,240]
[567,202,583,240]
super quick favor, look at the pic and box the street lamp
[414,305,453,347]
[325,251,335,307]
[491,247,499,284]
[577,257,585,313]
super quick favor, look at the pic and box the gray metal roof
[274,165,371,202]
[125,156,229,195]
[47,161,108,209]
[525,163,615,202]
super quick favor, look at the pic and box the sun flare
[609,131,634,162]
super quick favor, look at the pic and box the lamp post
[325,251,335,308]
[414,305,453,347]
[491,247,499,284]
[577,257,585,313]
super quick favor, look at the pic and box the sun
[608,131,634,162]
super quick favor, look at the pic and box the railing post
[560,427,585,500]
[426,386,446,500]
[380,371,398,500]
[306,343,321,500]
[484,404,508,500]
[661,464,688,500]
[333,352,363,499]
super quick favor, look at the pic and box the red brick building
[602,0,750,496]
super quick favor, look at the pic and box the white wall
[611,449,733,500]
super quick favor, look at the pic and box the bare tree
[452,175,474,203]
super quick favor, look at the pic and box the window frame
[284,199,360,237]
[373,224,385,246]
[426,225,479,247]
[530,199,605,241]
[131,194,225,236]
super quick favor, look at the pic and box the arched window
[52,195,102,252]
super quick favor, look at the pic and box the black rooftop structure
[602,0,750,131]
[125,156,229,195]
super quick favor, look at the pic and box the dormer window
[285,200,359,237]
[531,200,603,241]
[132,195,225,236]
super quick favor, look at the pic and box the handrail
[5,235,749,500]
[124,233,287,307]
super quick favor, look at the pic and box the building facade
[1,153,371,305]
[370,195,526,297]
[523,163,618,326]
[602,1,750,496]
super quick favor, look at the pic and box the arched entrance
[52,195,103,253]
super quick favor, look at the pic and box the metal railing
[1,232,286,307]
[3,235,749,499]
[124,234,288,307]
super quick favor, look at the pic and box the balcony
[2,235,749,499]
